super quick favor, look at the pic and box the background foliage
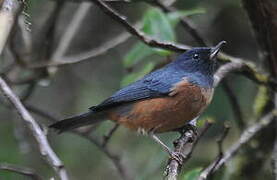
[0,0,274,179]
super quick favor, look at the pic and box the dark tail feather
[49,111,105,133]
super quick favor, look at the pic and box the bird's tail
[49,111,105,133]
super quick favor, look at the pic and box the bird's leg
[149,132,185,164]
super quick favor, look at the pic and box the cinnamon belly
[108,85,213,133]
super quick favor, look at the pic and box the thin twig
[222,81,245,130]
[102,123,119,147]
[91,0,190,52]
[198,110,277,180]
[198,124,230,180]
[31,30,132,67]
[50,2,92,63]
[0,163,43,180]
[0,77,69,180]
[150,0,208,46]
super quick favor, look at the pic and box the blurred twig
[50,2,92,63]
[199,110,277,179]
[222,81,245,130]
[102,123,119,147]
[0,0,21,55]
[0,77,69,180]
[0,163,43,180]
[150,0,207,46]
[198,124,230,180]
[31,29,132,67]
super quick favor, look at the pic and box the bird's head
[173,41,226,76]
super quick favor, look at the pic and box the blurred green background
[0,0,270,179]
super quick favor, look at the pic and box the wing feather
[91,66,185,112]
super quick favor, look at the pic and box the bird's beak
[210,41,226,60]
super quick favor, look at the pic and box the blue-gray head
[172,41,226,76]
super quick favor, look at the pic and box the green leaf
[123,42,154,68]
[142,8,175,41]
[183,168,202,180]
[123,8,175,68]
[120,62,155,87]
[167,8,206,27]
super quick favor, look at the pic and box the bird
[50,41,226,159]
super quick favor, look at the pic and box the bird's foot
[176,124,198,139]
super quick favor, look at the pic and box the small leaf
[123,42,154,68]
[167,8,206,27]
[120,62,155,87]
[183,168,202,180]
[123,8,175,68]
[142,8,175,41]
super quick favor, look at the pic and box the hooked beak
[210,41,226,60]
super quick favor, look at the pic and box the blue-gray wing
[90,68,184,112]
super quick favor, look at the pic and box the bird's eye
[193,53,199,59]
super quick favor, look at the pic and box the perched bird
[50,41,225,158]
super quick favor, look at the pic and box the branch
[242,0,277,77]
[102,123,119,147]
[198,124,230,180]
[50,2,92,63]
[24,104,132,180]
[164,120,213,180]
[91,0,190,52]
[150,0,208,46]
[0,77,69,180]
[0,163,43,180]
[0,0,21,55]
[90,0,277,92]
[30,30,132,67]
[199,110,277,180]
[214,62,244,87]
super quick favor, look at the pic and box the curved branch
[0,163,43,180]
[0,77,69,180]
[25,104,132,180]
[91,0,190,52]
[199,110,277,180]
